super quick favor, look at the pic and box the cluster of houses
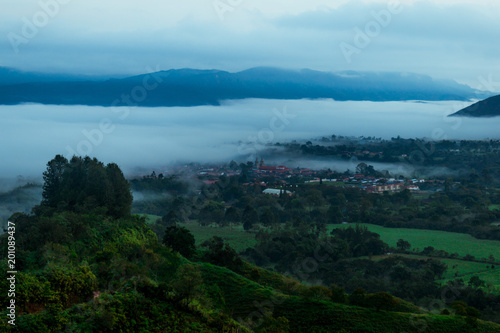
[305,175,422,193]
[145,159,451,196]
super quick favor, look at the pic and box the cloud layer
[1,99,499,179]
[1,1,499,87]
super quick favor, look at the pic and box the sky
[1,0,500,88]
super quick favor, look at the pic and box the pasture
[330,223,500,261]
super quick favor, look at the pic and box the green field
[143,214,500,261]
[141,214,500,288]
[367,254,500,290]
[439,258,500,289]
[490,204,500,211]
[183,221,257,252]
[140,214,256,252]
[329,223,500,260]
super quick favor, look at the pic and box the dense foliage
[39,155,132,218]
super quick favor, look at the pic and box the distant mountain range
[0,66,492,107]
[449,94,500,117]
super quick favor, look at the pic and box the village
[148,157,446,196]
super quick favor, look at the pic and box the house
[367,184,403,193]
[262,188,293,197]
[406,185,420,191]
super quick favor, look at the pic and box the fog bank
[1,99,499,179]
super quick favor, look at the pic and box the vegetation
[2,154,500,331]
[330,224,500,260]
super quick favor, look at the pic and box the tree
[229,160,239,170]
[162,225,196,258]
[305,189,325,209]
[450,301,468,316]
[327,205,342,224]
[224,206,240,226]
[198,200,225,226]
[349,287,366,307]
[396,239,411,252]
[422,246,435,255]
[330,284,347,304]
[468,275,486,288]
[42,154,68,207]
[40,155,132,218]
[170,264,204,302]
[365,292,400,312]
[356,162,368,175]
[106,162,133,218]
[161,210,179,226]
[260,208,275,227]
[243,205,258,231]
[201,236,242,272]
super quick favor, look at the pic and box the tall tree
[242,205,258,231]
[42,155,68,207]
[106,163,133,218]
[40,155,132,218]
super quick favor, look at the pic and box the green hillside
[2,210,500,332]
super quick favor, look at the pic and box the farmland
[142,214,256,252]
[330,223,500,261]
[371,254,499,288]
[143,214,500,290]
[144,214,499,266]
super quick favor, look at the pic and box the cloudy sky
[1,0,499,88]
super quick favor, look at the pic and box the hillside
[0,67,486,107]
[2,210,500,332]
[449,94,500,117]
[2,155,500,332]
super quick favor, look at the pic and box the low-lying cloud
[1,99,499,179]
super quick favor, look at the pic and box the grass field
[367,254,500,290]
[142,215,500,261]
[183,221,257,252]
[141,214,500,289]
[439,258,500,289]
[140,214,256,252]
[490,204,500,211]
[329,223,500,260]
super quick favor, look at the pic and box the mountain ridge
[0,66,492,107]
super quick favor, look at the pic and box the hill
[0,67,486,107]
[3,210,500,332]
[2,155,500,332]
[449,94,500,117]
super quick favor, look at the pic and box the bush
[162,225,196,258]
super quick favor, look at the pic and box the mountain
[0,67,488,107]
[0,66,111,85]
[449,94,500,117]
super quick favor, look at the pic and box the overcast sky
[1,0,499,88]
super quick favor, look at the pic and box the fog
[1,99,500,181]
[262,155,457,179]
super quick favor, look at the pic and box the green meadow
[143,215,500,290]
[142,214,256,252]
[330,223,500,260]
[144,215,499,262]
